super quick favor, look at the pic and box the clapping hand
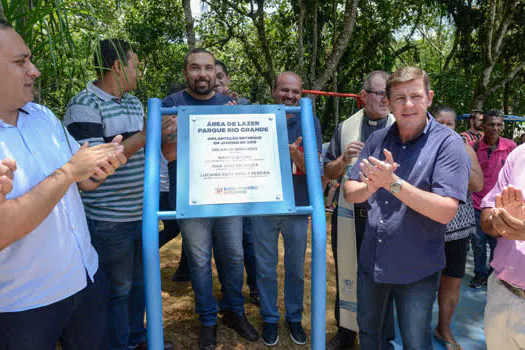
[64,135,127,183]
[359,149,399,192]
[490,185,525,240]
[343,142,364,164]
[0,159,16,204]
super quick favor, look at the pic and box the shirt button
[509,266,514,270]
[402,146,407,149]
[384,201,388,204]
[72,225,76,231]
[379,220,384,224]
[378,239,383,243]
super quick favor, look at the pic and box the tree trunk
[254,0,275,88]
[308,0,318,89]
[0,1,5,21]
[503,81,510,115]
[332,0,339,126]
[182,0,196,49]
[297,0,305,76]
[311,0,358,91]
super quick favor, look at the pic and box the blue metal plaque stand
[142,98,327,349]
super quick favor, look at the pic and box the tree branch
[417,27,444,57]
[491,0,518,63]
[485,61,525,97]
[442,27,459,71]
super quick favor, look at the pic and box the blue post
[299,98,327,349]
[142,98,164,350]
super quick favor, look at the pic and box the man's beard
[191,79,213,95]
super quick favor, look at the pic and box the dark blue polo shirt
[287,114,323,206]
[349,115,470,284]
[162,90,233,208]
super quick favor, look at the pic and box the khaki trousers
[485,272,525,349]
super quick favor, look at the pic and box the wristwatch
[390,178,404,194]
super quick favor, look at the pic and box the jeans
[0,270,109,350]
[472,209,497,277]
[357,268,440,350]
[215,216,258,295]
[252,215,308,323]
[87,219,146,350]
[179,216,245,326]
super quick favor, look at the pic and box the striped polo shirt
[63,81,145,222]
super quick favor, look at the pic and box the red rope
[302,89,364,108]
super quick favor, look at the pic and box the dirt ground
[157,213,338,349]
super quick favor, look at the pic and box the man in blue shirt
[0,21,127,349]
[251,72,322,347]
[162,48,259,350]
[343,67,470,349]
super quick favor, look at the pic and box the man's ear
[427,90,434,107]
[112,59,122,74]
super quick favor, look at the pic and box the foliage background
[1,0,524,140]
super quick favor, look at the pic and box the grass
[157,213,338,349]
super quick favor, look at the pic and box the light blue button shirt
[0,103,98,312]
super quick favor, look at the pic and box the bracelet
[89,176,103,183]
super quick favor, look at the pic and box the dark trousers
[159,192,180,248]
[159,192,189,275]
[0,270,109,350]
[331,206,395,341]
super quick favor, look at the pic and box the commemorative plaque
[188,113,283,205]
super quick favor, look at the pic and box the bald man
[251,72,322,346]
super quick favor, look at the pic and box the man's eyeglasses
[366,90,387,99]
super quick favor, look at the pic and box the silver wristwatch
[390,178,404,194]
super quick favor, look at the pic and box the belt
[499,278,525,300]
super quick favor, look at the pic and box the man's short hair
[0,18,13,30]
[432,105,455,116]
[386,67,430,98]
[469,109,483,119]
[94,39,134,77]
[183,48,215,70]
[215,60,228,76]
[362,71,391,91]
[483,109,504,123]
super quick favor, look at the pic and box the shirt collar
[0,104,31,128]
[390,112,433,144]
[87,81,123,103]
[480,136,508,151]
[363,113,388,127]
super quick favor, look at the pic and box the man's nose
[28,62,41,78]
